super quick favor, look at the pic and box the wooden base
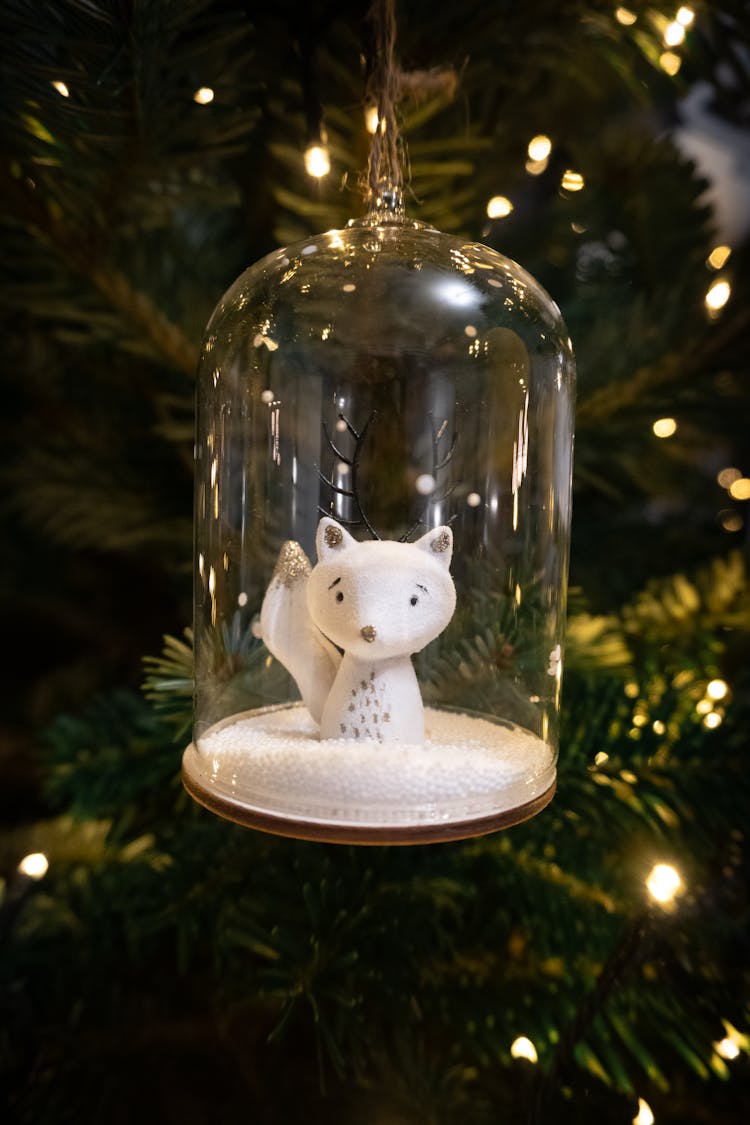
[181,748,555,845]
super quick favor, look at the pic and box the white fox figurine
[260,516,456,744]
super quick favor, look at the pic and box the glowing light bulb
[707,245,731,270]
[652,417,677,438]
[664,21,686,46]
[304,143,330,178]
[703,711,722,730]
[52,81,69,97]
[659,51,682,76]
[729,477,750,500]
[528,134,552,161]
[705,279,731,310]
[706,679,728,701]
[676,7,695,27]
[18,852,48,879]
[487,195,513,219]
[561,169,584,192]
[646,863,682,904]
[510,1036,538,1063]
[633,1097,654,1125]
[615,7,637,25]
[193,87,214,105]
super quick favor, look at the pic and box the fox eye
[410,595,418,606]
[336,591,344,603]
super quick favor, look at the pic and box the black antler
[318,411,381,540]
[399,413,458,542]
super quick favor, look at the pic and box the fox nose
[360,625,376,643]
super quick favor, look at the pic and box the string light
[632,1097,655,1125]
[304,143,331,178]
[705,279,731,311]
[525,157,548,175]
[706,679,728,701]
[486,195,513,218]
[652,417,677,438]
[615,7,637,25]
[527,134,552,161]
[703,711,722,730]
[18,852,49,879]
[561,169,584,192]
[594,751,609,766]
[717,467,741,489]
[676,7,695,26]
[646,863,682,904]
[510,1036,538,1062]
[707,245,731,270]
[664,21,686,47]
[729,477,750,501]
[695,699,712,715]
[193,87,214,105]
[52,80,69,97]
[659,52,682,76]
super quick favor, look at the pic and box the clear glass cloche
[183,186,575,843]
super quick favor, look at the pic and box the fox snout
[360,625,377,643]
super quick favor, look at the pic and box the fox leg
[259,540,340,724]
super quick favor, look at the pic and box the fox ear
[316,517,356,562]
[414,526,453,567]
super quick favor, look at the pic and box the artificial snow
[192,704,554,827]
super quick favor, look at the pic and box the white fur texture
[259,517,456,745]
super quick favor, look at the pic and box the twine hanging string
[364,0,458,205]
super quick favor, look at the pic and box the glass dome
[182,192,575,843]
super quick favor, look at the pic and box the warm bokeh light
[646,863,682,904]
[18,852,49,879]
[714,1020,748,1060]
[703,711,722,730]
[707,244,731,270]
[528,134,552,161]
[52,80,70,97]
[676,7,695,26]
[721,512,743,533]
[615,7,637,25]
[695,699,712,715]
[510,1036,538,1063]
[525,157,548,175]
[659,51,682,76]
[729,477,750,501]
[304,143,330,178]
[652,417,677,438]
[633,1097,655,1125]
[594,751,609,766]
[193,86,214,105]
[486,195,513,218]
[652,720,666,735]
[705,279,731,311]
[466,492,481,508]
[364,105,382,134]
[561,169,584,192]
[717,466,741,489]
[706,679,728,701]
[664,21,686,47]
[715,1036,740,1060]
